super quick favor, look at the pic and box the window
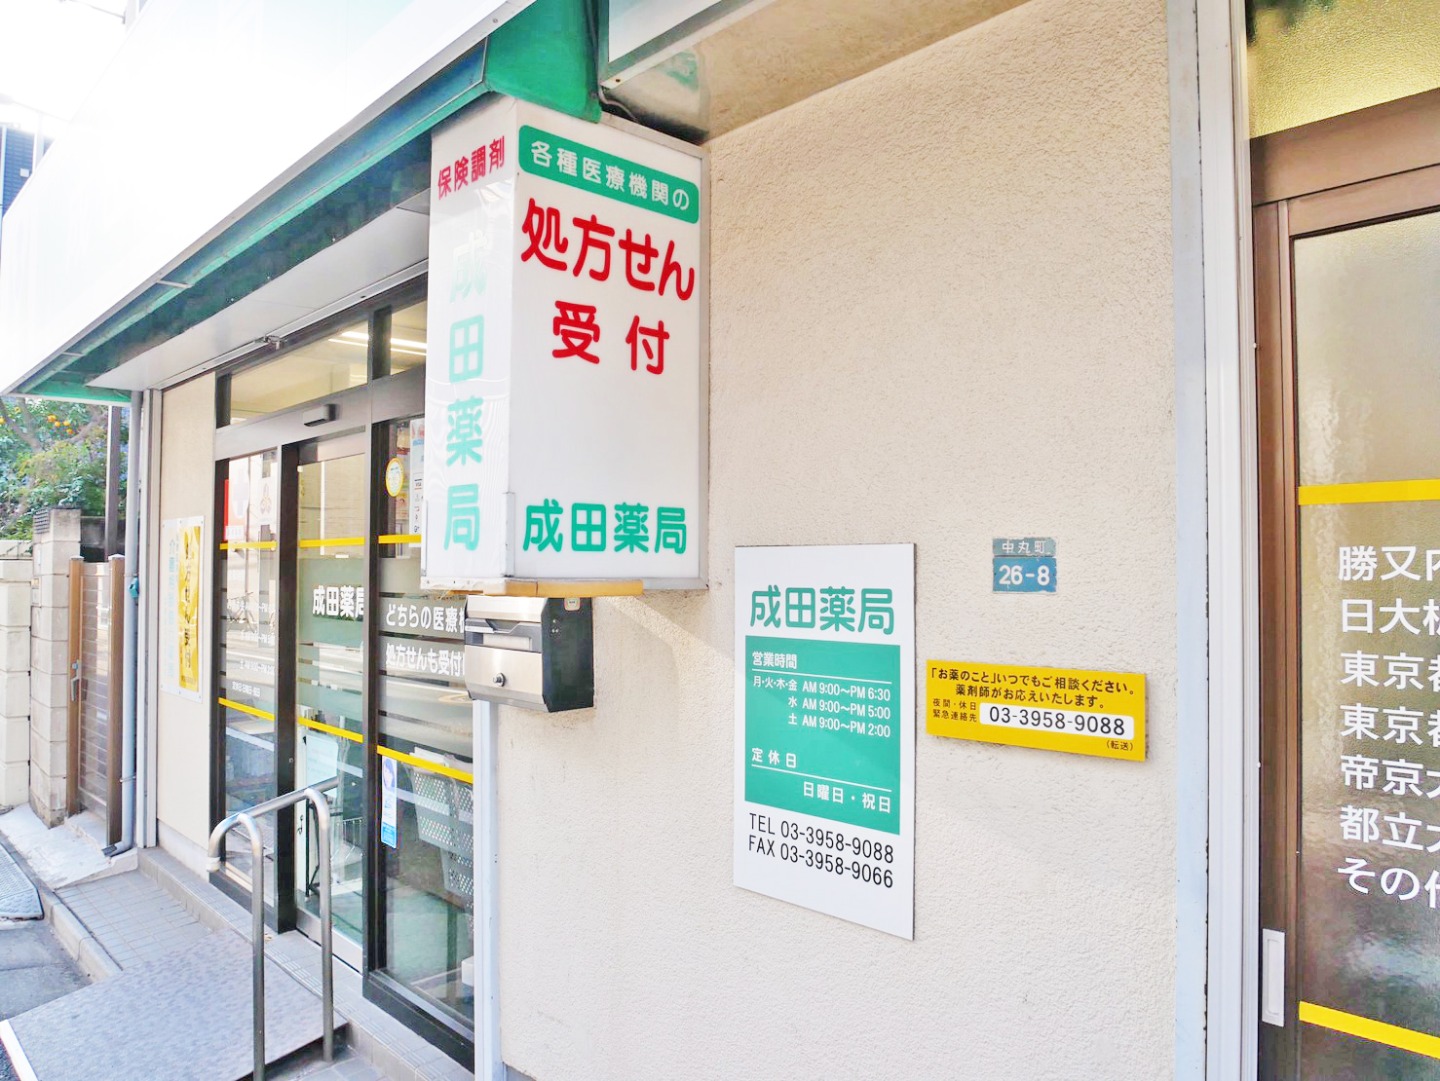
[388,302,428,374]
[227,321,370,423]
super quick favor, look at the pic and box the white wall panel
[498,0,1181,1074]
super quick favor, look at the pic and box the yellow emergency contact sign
[925,661,1146,761]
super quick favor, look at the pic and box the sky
[0,0,128,131]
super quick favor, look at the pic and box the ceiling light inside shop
[329,329,427,357]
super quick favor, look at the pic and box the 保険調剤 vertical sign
[734,544,915,939]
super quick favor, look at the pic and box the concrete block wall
[29,510,80,825]
[0,539,33,808]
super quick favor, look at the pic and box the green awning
[19,0,597,400]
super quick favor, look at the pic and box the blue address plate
[993,555,1057,593]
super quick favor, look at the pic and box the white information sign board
[734,544,915,939]
[423,97,705,589]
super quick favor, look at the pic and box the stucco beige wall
[497,0,1178,1076]
[155,373,215,849]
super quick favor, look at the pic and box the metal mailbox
[463,595,594,712]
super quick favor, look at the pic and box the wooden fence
[67,556,123,844]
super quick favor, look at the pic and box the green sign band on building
[519,125,701,223]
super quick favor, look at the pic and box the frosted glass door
[1292,209,1440,1077]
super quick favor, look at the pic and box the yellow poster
[161,516,205,700]
[925,660,1145,761]
[177,521,202,694]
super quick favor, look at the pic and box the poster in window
[161,516,205,700]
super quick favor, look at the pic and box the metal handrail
[205,777,338,1081]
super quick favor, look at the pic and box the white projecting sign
[423,98,705,589]
[734,544,916,939]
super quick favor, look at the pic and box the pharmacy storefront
[203,93,708,1060]
[7,0,1440,1077]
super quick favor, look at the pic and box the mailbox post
[462,596,593,712]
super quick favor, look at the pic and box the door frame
[290,428,373,973]
[207,279,476,1062]
[1253,88,1440,1078]
[209,281,425,932]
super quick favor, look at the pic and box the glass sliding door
[293,435,368,954]
[217,450,280,905]
[373,415,476,1033]
[1255,125,1440,1076]
[1287,211,1440,1077]
[211,285,474,1063]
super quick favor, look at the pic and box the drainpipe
[104,390,142,857]
[476,697,501,1080]
[104,405,122,557]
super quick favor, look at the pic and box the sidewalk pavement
[0,838,86,1081]
[58,869,380,1081]
[0,919,86,1081]
[0,805,468,1081]
[0,916,86,1020]
[48,867,386,1081]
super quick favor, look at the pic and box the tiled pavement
[51,866,390,1080]
[271,1044,387,1081]
[6,931,338,1081]
[1,812,435,1079]
[46,852,469,1081]
[0,802,478,1081]
[57,872,209,969]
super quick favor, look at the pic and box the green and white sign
[423,97,705,589]
[734,544,915,939]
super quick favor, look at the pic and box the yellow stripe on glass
[228,536,418,549]
[1299,479,1440,506]
[296,715,363,744]
[217,697,275,723]
[1300,1002,1440,1061]
[376,745,474,784]
[298,536,365,548]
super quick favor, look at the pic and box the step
[0,929,345,1081]
[139,849,474,1081]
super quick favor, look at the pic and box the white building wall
[154,373,215,852]
[496,0,1179,1075]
